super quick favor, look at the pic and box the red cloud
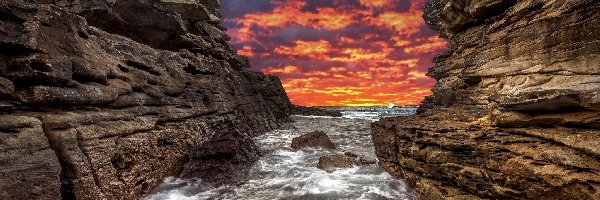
[262,65,301,75]
[359,0,396,8]
[274,40,394,63]
[225,0,447,106]
[369,11,423,36]
[274,40,333,59]
[229,1,361,43]
[403,36,448,54]
[237,45,256,57]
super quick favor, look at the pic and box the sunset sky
[222,0,447,106]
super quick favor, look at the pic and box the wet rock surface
[0,0,291,199]
[317,152,377,173]
[291,131,336,150]
[374,0,600,199]
[291,105,343,117]
[147,112,415,199]
[317,154,353,173]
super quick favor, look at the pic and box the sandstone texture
[373,0,600,199]
[317,152,377,173]
[0,0,291,199]
[317,154,353,173]
[291,131,336,150]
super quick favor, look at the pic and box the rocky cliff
[0,0,291,199]
[372,0,600,199]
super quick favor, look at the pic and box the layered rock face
[373,0,600,199]
[0,0,291,199]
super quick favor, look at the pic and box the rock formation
[317,154,353,173]
[372,0,600,199]
[291,131,336,150]
[291,105,343,117]
[0,0,291,199]
[317,152,377,173]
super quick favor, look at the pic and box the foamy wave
[146,107,416,200]
[292,114,341,119]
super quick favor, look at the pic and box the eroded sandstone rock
[0,0,291,199]
[317,154,353,173]
[0,115,62,200]
[317,152,377,173]
[291,131,336,150]
[374,0,600,199]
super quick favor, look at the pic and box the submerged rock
[317,152,377,172]
[0,0,291,199]
[374,0,600,199]
[291,105,343,117]
[291,131,336,150]
[317,154,353,173]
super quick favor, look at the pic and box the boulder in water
[291,131,336,150]
[344,151,377,165]
[318,152,378,172]
[358,157,377,165]
[317,154,353,173]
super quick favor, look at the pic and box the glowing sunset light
[262,65,301,74]
[237,45,255,57]
[359,0,395,8]
[223,0,446,106]
[403,36,448,54]
[274,40,333,59]
[370,11,423,35]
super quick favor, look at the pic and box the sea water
[147,106,417,200]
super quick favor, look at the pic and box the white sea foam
[292,114,340,119]
[146,107,417,200]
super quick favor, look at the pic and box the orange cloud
[331,47,392,62]
[274,41,396,63]
[330,67,346,72]
[230,1,360,43]
[237,45,255,57]
[268,53,436,106]
[305,70,330,76]
[225,0,446,106]
[262,65,301,74]
[403,36,447,54]
[312,8,360,29]
[391,36,411,46]
[359,0,395,8]
[370,11,423,35]
[408,70,428,80]
[274,40,332,59]
[272,61,435,106]
[279,74,434,106]
[380,59,420,68]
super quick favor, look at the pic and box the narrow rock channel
[147,107,417,200]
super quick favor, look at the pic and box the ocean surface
[147,106,417,200]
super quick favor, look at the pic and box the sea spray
[147,107,417,200]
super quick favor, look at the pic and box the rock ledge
[373,0,600,199]
[0,0,291,199]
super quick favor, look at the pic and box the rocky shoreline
[0,0,291,199]
[372,0,600,199]
[291,105,343,117]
